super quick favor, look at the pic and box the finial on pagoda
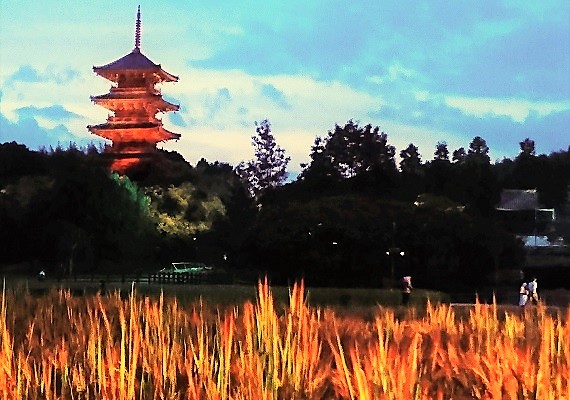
[134,5,141,51]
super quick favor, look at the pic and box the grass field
[5,274,451,308]
[0,278,568,399]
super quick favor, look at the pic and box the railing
[60,272,234,285]
[149,272,208,284]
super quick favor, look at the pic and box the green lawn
[4,274,568,311]
[4,275,448,308]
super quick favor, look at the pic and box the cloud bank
[1,1,568,172]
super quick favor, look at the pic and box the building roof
[94,48,158,71]
[92,6,178,82]
[90,93,179,112]
[496,189,540,211]
[92,49,178,82]
[88,123,181,142]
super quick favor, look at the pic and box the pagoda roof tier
[88,123,180,142]
[110,157,144,174]
[93,48,178,83]
[91,93,179,112]
[105,142,156,154]
[106,153,156,174]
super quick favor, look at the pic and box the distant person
[518,281,528,307]
[527,277,539,304]
[401,276,413,305]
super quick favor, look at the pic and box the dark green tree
[398,143,424,200]
[300,121,397,193]
[0,142,47,186]
[399,143,422,174]
[507,138,541,190]
[238,194,405,287]
[461,136,498,215]
[236,120,290,199]
[452,147,467,163]
[519,138,535,156]
[434,141,450,161]
[467,136,491,164]
[538,149,570,209]
[424,141,455,198]
[0,146,157,273]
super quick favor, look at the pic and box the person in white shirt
[527,277,538,304]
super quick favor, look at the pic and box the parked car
[159,262,212,274]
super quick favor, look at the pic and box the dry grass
[0,279,568,399]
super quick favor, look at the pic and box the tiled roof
[92,48,178,82]
[94,48,160,71]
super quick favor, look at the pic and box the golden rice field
[0,279,568,399]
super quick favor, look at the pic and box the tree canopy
[1,123,568,291]
[301,121,397,180]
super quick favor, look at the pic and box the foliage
[423,136,500,216]
[467,135,491,164]
[1,132,568,287]
[433,141,450,161]
[236,120,290,198]
[503,146,570,210]
[189,159,257,266]
[111,173,150,213]
[0,141,47,186]
[301,120,397,181]
[0,147,157,272]
[519,137,536,156]
[452,147,466,163]
[399,143,422,174]
[146,182,225,237]
[239,195,402,287]
[424,157,455,198]
[0,144,255,273]
[238,192,524,290]
[396,143,425,201]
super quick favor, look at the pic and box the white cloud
[0,63,385,169]
[2,0,568,167]
[444,96,570,123]
[367,62,421,86]
[160,69,386,170]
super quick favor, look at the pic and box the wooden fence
[63,271,234,285]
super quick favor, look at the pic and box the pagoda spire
[134,5,141,51]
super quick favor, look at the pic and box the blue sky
[1,1,568,173]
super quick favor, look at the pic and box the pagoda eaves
[88,123,180,143]
[93,48,178,83]
[88,5,181,174]
[90,93,179,113]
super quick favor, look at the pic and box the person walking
[401,276,412,306]
[518,281,528,307]
[527,277,539,304]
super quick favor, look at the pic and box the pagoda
[88,6,180,173]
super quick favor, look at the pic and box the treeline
[235,121,570,290]
[0,122,568,291]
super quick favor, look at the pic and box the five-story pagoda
[88,6,180,173]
